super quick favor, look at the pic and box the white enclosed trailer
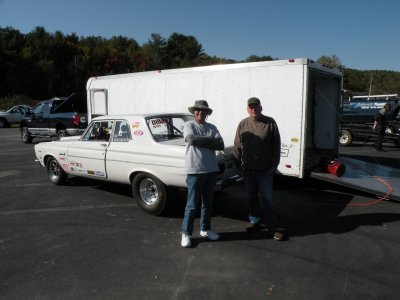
[86,58,342,179]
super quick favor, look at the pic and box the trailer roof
[87,58,342,83]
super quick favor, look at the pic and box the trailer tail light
[288,59,295,63]
[72,114,79,126]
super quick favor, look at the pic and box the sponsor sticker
[95,171,105,177]
[281,149,289,157]
[87,170,95,176]
[134,130,144,136]
[132,122,141,128]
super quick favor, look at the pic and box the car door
[29,102,51,135]
[7,106,24,123]
[66,120,114,179]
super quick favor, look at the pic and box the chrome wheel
[49,160,61,181]
[46,157,67,185]
[132,173,166,215]
[139,178,159,206]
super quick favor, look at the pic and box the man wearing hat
[181,100,224,248]
[233,97,284,241]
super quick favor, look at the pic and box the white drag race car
[35,113,237,215]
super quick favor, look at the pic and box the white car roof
[92,113,192,121]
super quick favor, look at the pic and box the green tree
[167,33,204,68]
[317,55,342,70]
[244,55,274,62]
[142,33,168,70]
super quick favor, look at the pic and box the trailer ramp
[311,157,400,201]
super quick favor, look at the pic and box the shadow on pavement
[62,169,400,240]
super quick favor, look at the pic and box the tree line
[1,26,399,108]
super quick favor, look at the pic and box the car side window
[82,120,114,141]
[32,103,44,114]
[10,107,21,113]
[113,120,132,142]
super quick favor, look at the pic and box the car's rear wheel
[132,173,166,215]
[21,127,33,143]
[46,157,67,185]
[0,118,10,128]
[339,129,352,146]
[57,129,69,140]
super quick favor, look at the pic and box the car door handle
[100,143,108,147]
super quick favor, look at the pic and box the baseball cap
[247,97,261,106]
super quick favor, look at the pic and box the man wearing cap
[233,97,284,241]
[181,100,224,248]
[373,103,400,151]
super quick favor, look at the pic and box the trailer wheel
[340,129,352,146]
[57,129,69,140]
[132,173,166,215]
[46,157,67,185]
[21,127,33,143]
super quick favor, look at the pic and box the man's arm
[185,135,224,150]
[271,122,281,170]
[233,123,243,172]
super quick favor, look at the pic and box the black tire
[57,129,69,140]
[0,118,10,128]
[339,129,352,146]
[132,173,167,215]
[46,157,67,185]
[21,127,33,143]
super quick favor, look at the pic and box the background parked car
[0,105,31,128]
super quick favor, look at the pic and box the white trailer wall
[86,59,342,178]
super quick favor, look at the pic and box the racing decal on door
[133,130,144,136]
[132,122,141,128]
[86,170,106,177]
[69,161,86,176]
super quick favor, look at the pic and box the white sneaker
[200,230,220,241]
[181,234,191,247]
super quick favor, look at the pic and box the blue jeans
[182,173,217,236]
[243,169,279,230]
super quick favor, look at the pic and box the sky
[1,0,399,71]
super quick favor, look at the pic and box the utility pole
[368,75,374,99]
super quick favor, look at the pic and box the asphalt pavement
[1,128,400,299]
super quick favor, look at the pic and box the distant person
[373,103,400,151]
[181,100,224,248]
[233,97,284,241]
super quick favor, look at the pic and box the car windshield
[146,115,194,142]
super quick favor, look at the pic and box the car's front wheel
[46,157,67,185]
[339,129,353,146]
[21,127,33,143]
[132,173,166,215]
[385,127,394,134]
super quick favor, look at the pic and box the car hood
[60,136,82,141]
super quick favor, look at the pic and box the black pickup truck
[20,93,88,143]
[340,99,400,147]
